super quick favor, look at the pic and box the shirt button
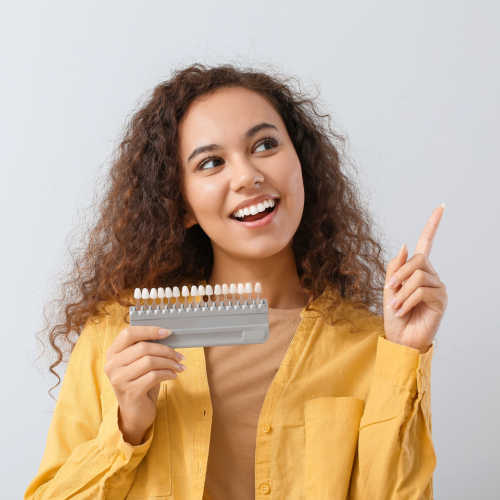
[263,424,272,433]
[259,482,271,494]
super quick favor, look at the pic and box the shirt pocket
[126,382,173,499]
[304,396,364,499]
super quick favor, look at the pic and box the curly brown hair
[39,62,389,398]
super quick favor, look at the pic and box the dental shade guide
[130,282,269,348]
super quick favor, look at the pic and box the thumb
[386,243,407,285]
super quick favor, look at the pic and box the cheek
[281,157,305,207]
[184,179,225,219]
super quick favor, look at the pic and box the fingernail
[388,276,399,288]
[175,352,185,361]
[177,363,186,371]
[158,328,171,337]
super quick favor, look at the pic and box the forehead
[178,86,283,154]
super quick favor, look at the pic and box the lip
[230,199,280,228]
[229,194,280,217]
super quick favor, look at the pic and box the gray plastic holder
[129,300,269,348]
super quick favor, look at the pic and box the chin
[228,238,293,260]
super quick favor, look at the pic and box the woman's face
[178,86,304,260]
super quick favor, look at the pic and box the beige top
[202,306,304,500]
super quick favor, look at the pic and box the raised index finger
[107,326,168,357]
[415,203,445,257]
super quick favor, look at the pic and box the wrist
[118,408,148,445]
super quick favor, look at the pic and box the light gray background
[2,1,498,498]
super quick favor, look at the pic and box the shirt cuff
[96,396,155,464]
[359,335,435,429]
[375,335,434,396]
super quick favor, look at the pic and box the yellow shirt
[25,289,436,499]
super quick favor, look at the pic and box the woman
[25,63,446,499]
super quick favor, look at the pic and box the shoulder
[308,287,384,338]
[79,300,130,356]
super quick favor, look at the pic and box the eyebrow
[186,122,278,163]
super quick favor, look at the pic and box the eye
[197,156,223,171]
[254,136,278,153]
[196,136,279,171]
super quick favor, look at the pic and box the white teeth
[135,282,265,306]
[232,198,277,219]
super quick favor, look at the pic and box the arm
[349,335,436,500]
[24,316,155,500]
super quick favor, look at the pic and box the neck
[209,244,309,309]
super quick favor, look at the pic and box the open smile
[229,199,280,228]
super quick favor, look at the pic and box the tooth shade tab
[232,198,277,219]
[132,280,267,311]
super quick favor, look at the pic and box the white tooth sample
[214,284,221,296]
[206,284,213,296]
[198,285,205,296]
[243,207,250,216]
[262,200,269,209]
[229,283,237,295]
[245,282,253,294]
[182,286,189,297]
[237,283,244,295]
[150,288,158,300]
[257,203,265,212]
[249,205,258,215]
[173,286,180,298]
[141,288,149,300]
[134,288,141,300]
[158,287,165,298]
[190,286,198,306]
[269,199,275,207]
[222,283,229,295]
[254,282,262,294]
[165,287,173,298]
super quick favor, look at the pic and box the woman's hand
[383,204,448,353]
[104,326,186,444]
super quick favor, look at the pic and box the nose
[229,156,264,192]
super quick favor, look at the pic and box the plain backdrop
[2,1,499,498]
